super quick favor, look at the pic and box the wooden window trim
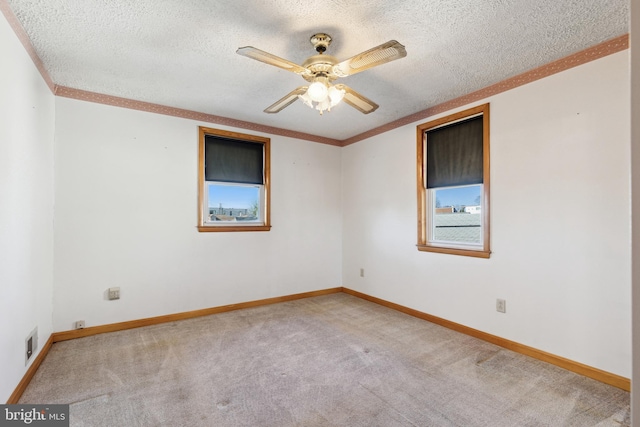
[198,126,271,232]
[416,104,490,257]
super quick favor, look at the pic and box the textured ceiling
[5,0,629,141]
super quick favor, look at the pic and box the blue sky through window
[435,185,481,208]
[208,184,259,209]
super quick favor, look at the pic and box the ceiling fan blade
[237,46,310,76]
[335,84,379,114]
[264,86,308,113]
[332,40,407,77]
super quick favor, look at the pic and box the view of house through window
[432,185,482,244]
[206,183,261,222]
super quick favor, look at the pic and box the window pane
[432,185,482,244]
[206,183,260,222]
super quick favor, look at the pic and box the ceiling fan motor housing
[301,54,338,82]
[302,34,339,82]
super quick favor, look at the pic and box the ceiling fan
[236,33,407,115]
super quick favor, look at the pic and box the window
[198,127,271,232]
[416,104,490,258]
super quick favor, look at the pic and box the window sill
[417,244,490,258]
[198,225,271,232]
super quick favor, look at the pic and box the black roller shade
[205,135,264,184]
[426,115,483,189]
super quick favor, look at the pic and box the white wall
[342,51,631,377]
[0,15,55,402]
[52,98,342,331]
[630,0,639,424]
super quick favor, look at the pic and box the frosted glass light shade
[298,91,314,108]
[328,86,345,105]
[307,81,328,102]
[316,97,331,113]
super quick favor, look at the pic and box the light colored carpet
[20,293,630,426]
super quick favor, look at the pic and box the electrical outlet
[360,268,364,277]
[75,320,85,329]
[25,327,38,365]
[496,299,506,313]
[108,287,120,300]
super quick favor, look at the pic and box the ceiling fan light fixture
[307,80,328,102]
[316,97,332,115]
[297,81,345,115]
[328,85,345,105]
[298,91,314,108]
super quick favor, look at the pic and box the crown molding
[53,86,342,146]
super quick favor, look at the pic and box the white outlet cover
[496,299,506,313]
[108,287,120,300]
